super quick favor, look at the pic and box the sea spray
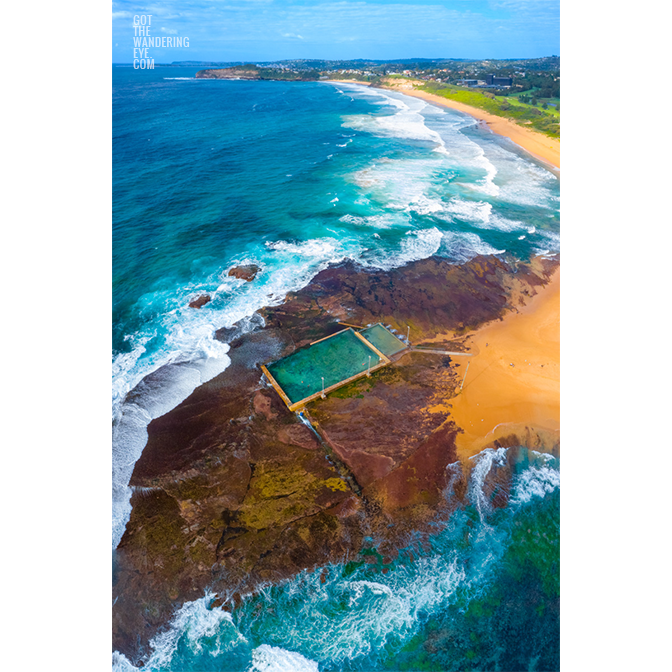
[112,235,362,547]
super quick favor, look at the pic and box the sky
[112,0,559,64]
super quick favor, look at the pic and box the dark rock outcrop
[228,264,260,282]
[188,294,211,308]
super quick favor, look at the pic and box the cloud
[282,33,304,39]
[161,27,179,34]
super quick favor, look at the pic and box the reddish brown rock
[188,294,211,308]
[364,422,459,512]
[228,264,260,282]
[277,424,319,451]
[311,362,451,481]
[253,390,277,421]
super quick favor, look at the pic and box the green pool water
[360,324,407,357]
[266,328,382,405]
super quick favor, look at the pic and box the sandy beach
[430,267,560,460]
[389,81,561,456]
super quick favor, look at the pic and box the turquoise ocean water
[113,66,560,671]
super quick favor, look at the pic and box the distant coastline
[194,64,560,168]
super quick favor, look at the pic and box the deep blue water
[113,66,559,671]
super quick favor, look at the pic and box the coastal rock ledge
[113,253,559,664]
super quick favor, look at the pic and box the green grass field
[416,82,560,138]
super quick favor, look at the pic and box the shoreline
[398,87,561,170]
[325,79,372,86]
[114,73,561,664]
[326,79,560,458]
[427,262,560,460]
[327,79,560,170]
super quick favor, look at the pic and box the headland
[113,252,559,664]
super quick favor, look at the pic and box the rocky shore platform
[113,253,559,663]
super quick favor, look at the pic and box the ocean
[112,66,560,671]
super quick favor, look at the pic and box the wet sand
[440,268,560,459]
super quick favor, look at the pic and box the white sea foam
[346,86,559,216]
[510,465,560,506]
[477,143,558,208]
[344,90,559,221]
[242,553,468,664]
[151,593,246,669]
[112,651,140,672]
[113,85,559,554]
[531,230,560,257]
[112,332,231,548]
[249,645,319,672]
[538,230,560,248]
[265,238,340,257]
[468,447,509,523]
[531,450,556,462]
[407,193,444,216]
[440,198,525,232]
[112,446,559,669]
[351,155,448,217]
[443,198,492,224]
[408,102,500,196]
[339,212,408,229]
[467,446,559,513]
[438,231,505,264]
[341,89,448,155]
[360,227,443,270]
